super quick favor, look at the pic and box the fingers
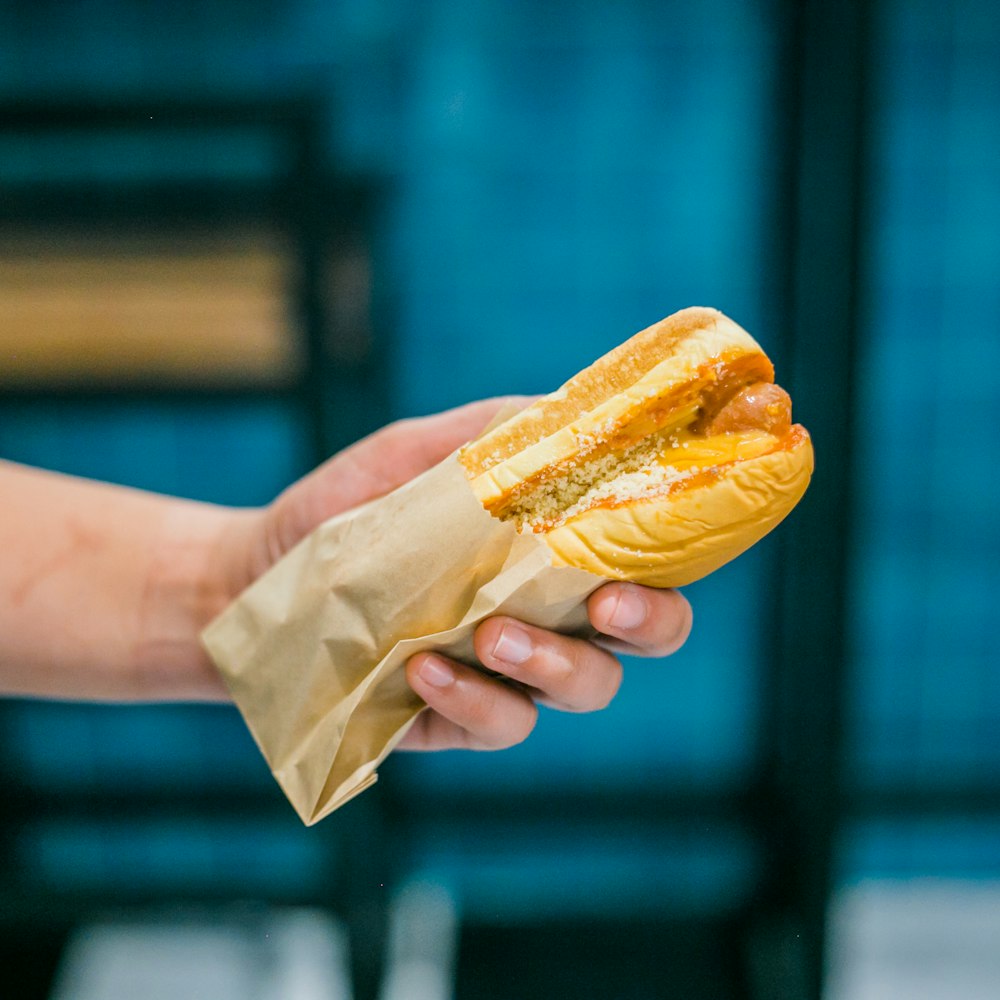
[400,613,628,751]
[474,617,623,713]
[402,652,539,751]
[586,583,693,658]
[401,584,692,752]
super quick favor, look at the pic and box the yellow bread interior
[459,306,814,588]
[498,422,784,530]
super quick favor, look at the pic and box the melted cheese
[655,428,778,472]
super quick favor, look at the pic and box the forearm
[0,460,255,701]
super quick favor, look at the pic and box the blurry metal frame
[0,93,389,1000]
[381,2,876,999]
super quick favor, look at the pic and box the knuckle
[504,701,539,748]
[597,657,624,709]
[548,638,580,686]
[460,677,537,751]
[580,654,622,711]
[476,698,537,751]
[560,641,621,712]
[564,641,593,696]
[372,417,410,449]
[656,597,693,654]
[460,679,501,733]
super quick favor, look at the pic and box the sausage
[702,382,792,436]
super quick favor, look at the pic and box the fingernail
[418,655,455,688]
[610,586,648,631]
[492,623,532,665]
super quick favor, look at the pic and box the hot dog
[459,307,813,588]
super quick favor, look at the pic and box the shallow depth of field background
[1,2,998,999]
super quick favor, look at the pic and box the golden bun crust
[461,306,770,488]
[460,306,813,588]
[542,434,813,588]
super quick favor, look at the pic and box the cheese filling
[497,379,793,532]
[503,425,780,531]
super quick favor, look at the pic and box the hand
[401,584,692,751]
[0,398,689,705]
[230,398,693,750]
[234,397,537,587]
[141,398,537,701]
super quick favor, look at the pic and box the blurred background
[1,1,998,998]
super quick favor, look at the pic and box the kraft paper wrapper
[201,452,606,825]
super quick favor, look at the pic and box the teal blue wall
[1,0,998,906]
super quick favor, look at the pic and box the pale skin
[0,398,693,751]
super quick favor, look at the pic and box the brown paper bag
[201,452,606,825]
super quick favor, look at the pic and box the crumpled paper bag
[201,451,607,825]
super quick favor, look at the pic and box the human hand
[0,399,688,705]
[400,584,691,751]
[219,399,692,740]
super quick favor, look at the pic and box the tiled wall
[847,0,1000,808]
[2,0,998,903]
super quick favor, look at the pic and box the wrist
[133,502,262,701]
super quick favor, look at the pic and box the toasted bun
[542,433,813,587]
[460,307,813,588]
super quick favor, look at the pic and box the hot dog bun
[459,307,813,588]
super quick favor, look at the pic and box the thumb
[376,395,536,474]
[267,396,532,559]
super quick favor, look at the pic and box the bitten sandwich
[460,307,813,587]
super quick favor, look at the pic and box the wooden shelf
[0,228,302,389]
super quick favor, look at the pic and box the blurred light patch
[827,879,1000,1000]
[50,908,352,1000]
[0,227,301,390]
